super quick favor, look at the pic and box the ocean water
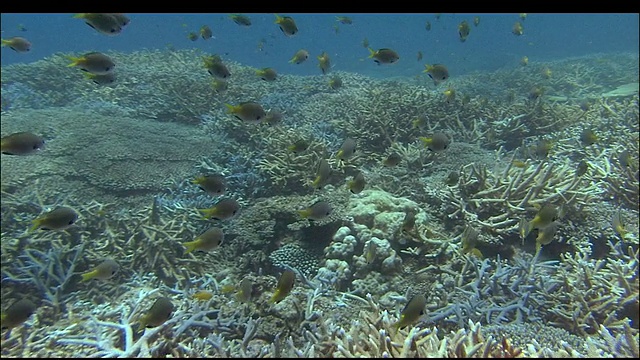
[1,13,639,358]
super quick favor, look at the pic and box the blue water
[1,13,638,77]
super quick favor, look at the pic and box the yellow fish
[198,198,240,220]
[1,36,31,53]
[30,207,78,232]
[193,290,214,301]
[318,52,332,75]
[192,174,226,195]
[298,201,332,221]
[419,132,450,152]
[138,297,173,329]
[1,132,45,155]
[270,270,295,304]
[348,171,366,194]
[290,49,309,64]
[225,102,266,123]
[520,204,558,239]
[393,294,427,330]
[67,52,115,75]
[183,227,223,254]
[81,259,119,282]
[274,14,298,37]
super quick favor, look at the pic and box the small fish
[445,170,459,186]
[187,32,198,41]
[425,21,431,31]
[229,14,251,26]
[17,24,28,32]
[84,72,116,86]
[318,52,332,75]
[203,56,230,80]
[198,198,240,220]
[364,240,378,264]
[73,13,122,36]
[412,116,428,129]
[264,109,283,126]
[329,76,343,90]
[290,49,309,64]
[288,139,310,153]
[138,297,173,329]
[419,132,450,152]
[535,221,559,252]
[235,278,253,303]
[348,171,366,194]
[256,67,277,82]
[520,56,529,66]
[402,211,416,233]
[1,36,31,53]
[30,206,78,232]
[333,24,340,35]
[534,139,553,159]
[520,204,559,239]
[612,210,628,240]
[108,13,130,27]
[580,129,598,146]
[542,67,552,79]
[336,138,356,161]
[193,290,213,301]
[192,174,226,195]
[393,294,427,330]
[81,259,119,282]
[460,225,482,258]
[362,37,370,48]
[336,16,352,24]
[383,152,402,167]
[435,13,441,20]
[1,299,37,330]
[519,13,527,21]
[67,52,115,75]
[417,51,423,62]
[575,160,589,177]
[458,20,470,42]
[443,87,455,103]
[618,150,632,168]
[274,14,298,37]
[270,270,295,304]
[298,201,332,221]
[473,16,480,27]
[212,79,229,93]
[1,132,45,155]
[312,158,332,189]
[528,86,544,101]
[368,48,400,65]
[423,64,449,86]
[225,102,266,123]
[512,21,524,36]
[200,25,213,40]
[512,160,528,169]
[183,227,223,254]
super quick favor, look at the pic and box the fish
[81,259,119,282]
[417,51,423,62]
[528,86,544,101]
[393,294,427,330]
[192,174,226,195]
[187,32,198,41]
[298,201,332,221]
[1,132,45,155]
[412,116,428,129]
[402,211,416,233]
[256,67,277,82]
[336,138,356,162]
[198,198,240,220]
[425,21,431,31]
[329,76,343,90]
[364,240,378,264]
[443,87,455,103]
[138,297,173,328]
[460,225,482,258]
[336,16,352,24]
[200,25,213,40]
[578,99,591,112]
[73,13,122,36]
[17,24,28,32]
[229,14,251,26]
[312,158,332,189]
[612,210,628,240]
[288,139,310,153]
[445,170,459,186]
[270,269,295,304]
[535,221,559,252]
[435,14,441,20]
[1,36,31,53]
[362,38,370,48]
[542,67,552,79]
[534,139,553,159]
[225,102,266,123]
[30,206,78,232]
[67,52,115,75]
[274,14,298,37]
[473,16,480,27]
[575,160,589,177]
[419,132,450,152]
[368,48,400,65]
[519,13,527,21]
[183,227,223,254]
[348,171,366,194]
[383,152,402,167]
[203,56,230,80]
[512,21,524,36]
[519,204,559,239]
[458,20,470,42]
[619,150,632,167]
[318,52,332,75]
[264,110,284,126]
[512,160,528,169]
[108,13,130,27]
[423,64,449,86]
[580,129,598,146]
[235,278,253,303]
[212,79,229,93]
[193,290,213,301]
[84,72,116,86]
[520,56,529,66]
[1,299,37,330]
[290,49,309,64]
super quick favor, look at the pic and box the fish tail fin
[66,56,82,67]
[198,208,214,219]
[72,13,87,19]
[81,270,97,282]
[297,209,310,219]
[183,241,198,254]
[1,39,10,47]
[269,290,280,304]
[418,137,432,146]
[367,48,375,58]
[274,14,282,23]
[423,64,432,73]
[224,103,236,114]
[29,219,41,232]
[519,218,532,239]
[470,248,483,259]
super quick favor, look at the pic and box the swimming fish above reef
[519,204,559,239]
[288,139,310,153]
[74,13,122,36]
[183,227,223,254]
[1,36,31,52]
[229,14,251,26]
[1,132,45,155]
[81,259,119,282]
[312,158,332,189]
[419,132,450,152]
[368,48,400,65]
[1,299,37,330]
[84,72,116,86]
[235,278,253,302]
[30,206,78,232]
[298,200,333,221]
[348,171,366,194]
[225,102,266,123]
[270,269,295,304]
[423,64,449,86]
[200,25,213,40]
[138,297,173,329]
[512,21,524,36]
[383,152,402,167]
[290,49,309,64]
[393,294,427,330]
[318,52,332,75]
[256,67,277,82]
[192,174,226,195]
[336,16,352,24]
[193,290,213,301]
[329,76,343,90]
[67,52,115,75]
[274,14,298,37]
[336,138,356,162]
[458,20,470,42]
[198,198,240,220]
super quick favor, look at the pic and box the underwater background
[1,13,638,357]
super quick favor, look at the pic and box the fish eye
[68,219,75,225]
[232,210,237,214]
[111,269,117,275]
